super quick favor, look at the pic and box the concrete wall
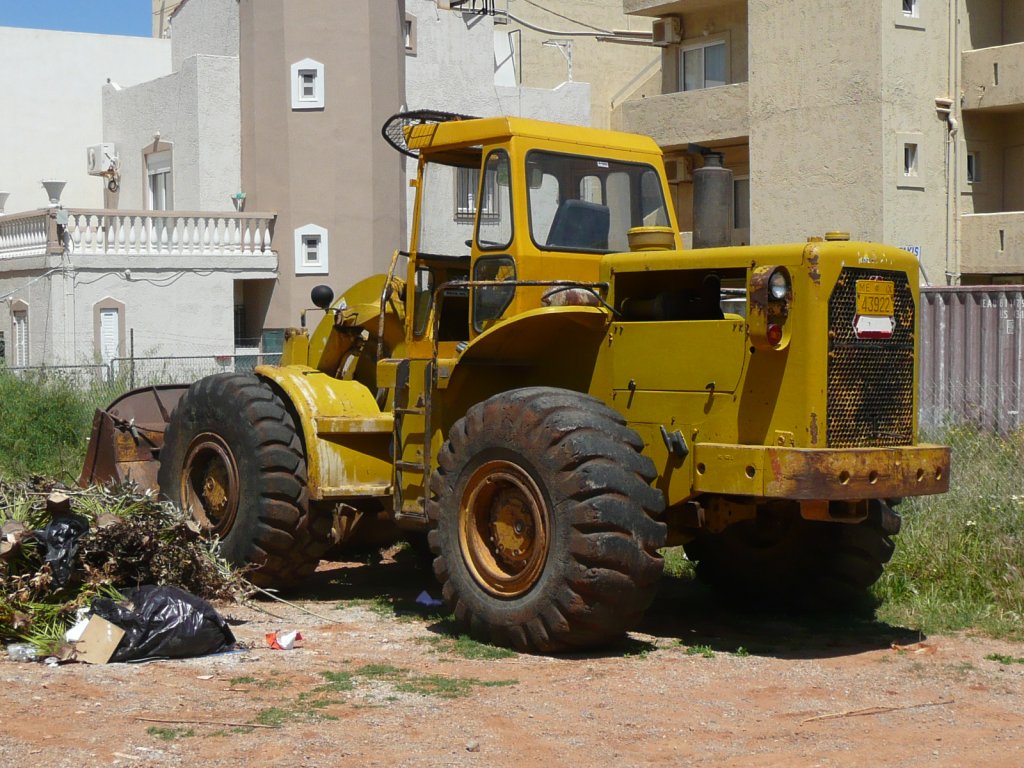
[0,251,271,367]
[748,0,884,246]
[405,1,590,122]
[104,0,240,212]
[239,0,406,330]
[962,42,1024,112]
[504,0,655,128]
[103,54,241,212]
[170,0,239,71]
[0,27,170,212]
[963,0,1024,49]
[880,0,954,283]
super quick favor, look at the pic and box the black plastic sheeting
[91,585,235,662]
[38,514,90,588]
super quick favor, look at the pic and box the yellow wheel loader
[81,111,950,652]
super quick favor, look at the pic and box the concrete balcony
[624,0,742,17]
[615,82,749,149]
[0,208,277,270]
[960,212,1024,274]
[962,42,1024,113]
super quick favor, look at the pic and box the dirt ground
[2,551,1023,768]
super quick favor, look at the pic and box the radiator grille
[827,267,915,447]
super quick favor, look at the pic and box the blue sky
[0,0,152,37]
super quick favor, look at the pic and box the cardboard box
[74,616,125,664]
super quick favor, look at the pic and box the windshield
[526,150,670,253]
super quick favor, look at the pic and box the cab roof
[405,116,664,158]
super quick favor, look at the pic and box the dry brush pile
[0,478,249,653]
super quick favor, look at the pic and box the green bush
[875,424,1024,638]
[0,367,111,481]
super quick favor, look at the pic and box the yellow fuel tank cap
[824,231,850,241]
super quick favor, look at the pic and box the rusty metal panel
[920,286,1024,434]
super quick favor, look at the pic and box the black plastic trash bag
[91,585,235,662]
[38,514,90,588]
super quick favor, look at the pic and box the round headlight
[768,269,789,300]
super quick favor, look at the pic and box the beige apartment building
[615,0,1024,286]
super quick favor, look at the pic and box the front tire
[158,373,330,587]
[427,387,666,653]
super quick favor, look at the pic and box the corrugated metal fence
[920,286,1024,435]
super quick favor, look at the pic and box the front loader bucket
[78,384,190,492]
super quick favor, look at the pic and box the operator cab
[386,112,680,351]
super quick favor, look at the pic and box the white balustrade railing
[0,211,53,259]
[64,210,276,257]
[0,209,276,260]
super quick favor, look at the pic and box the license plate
[856,280,894,316]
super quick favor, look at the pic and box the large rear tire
[684,500,901,605]
[158,373,330,588]
[427,387,666,653]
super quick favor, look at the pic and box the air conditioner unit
[652,17,682,47]
[664,158,688,183]
[86,143,118,175]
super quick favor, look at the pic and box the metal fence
[4,352,281,399]
[920,286,1024,435]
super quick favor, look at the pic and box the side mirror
[311,284,334,310]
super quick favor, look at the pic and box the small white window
[967,152,980,184]
[903,143,919,177]
[13,310,28,367]
[294,223,329,274]
[902,0,918,18]
[290,58,325,110]
[404,14,417,55]
[679,39,727,92]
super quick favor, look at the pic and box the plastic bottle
[6,643,38,662]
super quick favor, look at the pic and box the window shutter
[13,312,28,367]
[100,308,119,364]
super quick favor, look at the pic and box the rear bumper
[692,443,950,500]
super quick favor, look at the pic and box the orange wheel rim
[181,432,240,537]
[459,460,550,598]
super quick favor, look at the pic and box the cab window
[527,151,670,253]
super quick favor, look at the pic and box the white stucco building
[0,26,170,212]
[0,4,274,370]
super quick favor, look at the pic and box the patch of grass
[229,675,256,686]
[396,674,517,699]
[0,367,116,480]
[659,546,695,579]
[985,653,1024,665]
[424,634,516,660]
[356,663,517,699]
[685,644,715,658]
[357,663,407,680]
[315,670,355,693]
[254,707,291,727]
[733,646,750,657]
[337,596,398,617]
[874,424,1024,640]
[146,726,195,741]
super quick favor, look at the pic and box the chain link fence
[5,352,282,402]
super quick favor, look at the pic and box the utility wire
[516,0,611,34]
